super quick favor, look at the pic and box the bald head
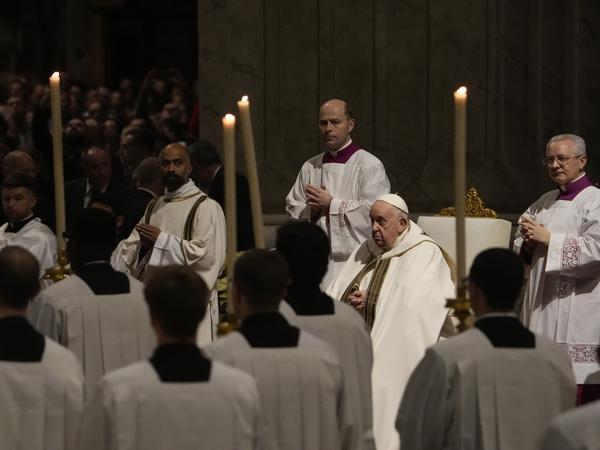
[160,143,192,191]
[0,246,40,311]
[319,99,355,151]
[2,150,37,179]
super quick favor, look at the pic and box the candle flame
[456,86,467,95]
[51,72,60,79]
[223,113,236,124]
[241,95,249,102]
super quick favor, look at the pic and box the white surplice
[540,399,600,450]
[114,180,226,344]
[0,338,84,450]
[28,274,155,397]
[286,143,390,287]
[515,185,600,383]
[397,329,576,450]
[204,331,348,450]
[78,360,262,450]
[0,218,57,277]
[280,301,375,450]
[327,221,454,450]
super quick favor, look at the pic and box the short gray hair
[546,134,586,156]
[394,207,409,222]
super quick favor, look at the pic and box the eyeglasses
[541,155,582,167]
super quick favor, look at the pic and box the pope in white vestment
[114,147,226,344]
[0,217,57,278]
[286,99,390,287]
[515,134,600,384]
[327,194,454,450]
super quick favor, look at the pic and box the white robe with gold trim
[114,180,226,344]
[327,222,454,450]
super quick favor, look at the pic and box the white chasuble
[0,339,83,450]
[78,361,262,450]
[115,180,226,344]
[0,218,57,278]
[398,329,576,450]
[515,186,600,382]
[280,301,375,450]
[286,146,390,287]
[204,331,350,450]
[28,275,155,398]
[327,221,454,450]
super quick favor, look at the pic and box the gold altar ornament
[438,187,498,218]
[43,248,72,283]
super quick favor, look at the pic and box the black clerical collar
[150,342,212,382]
[475,315,535,348]
[76,262,130,295]
[286,285,335,316]
[5,215,36,234]
[239,312,300,348]
[0,316,45,362]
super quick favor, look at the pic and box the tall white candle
[454,86,467,294]
[49,72,66,249]
[222,113,237,277]
[237,95,265,249]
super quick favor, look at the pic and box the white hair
[546,134,586,156]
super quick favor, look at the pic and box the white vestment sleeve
[539,423,577,450]
[328,162,390,250]
[396,349,449,450]
[545,204,600,277]
[285,165,313,220]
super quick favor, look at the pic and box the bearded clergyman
[327,193,454,450]
[114,142,226,344]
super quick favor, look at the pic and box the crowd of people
[0,74,598,450]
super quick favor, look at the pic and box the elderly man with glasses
[515,133,600,401]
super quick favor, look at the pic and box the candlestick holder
[43,248,71,282]
[445,280,473,333]
[217,315,240,336]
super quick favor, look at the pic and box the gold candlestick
[43,248,72,282]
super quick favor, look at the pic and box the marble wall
[198,0,600,214]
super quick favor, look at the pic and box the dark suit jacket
[210,167,255,250]
[120,188,155,240]
[65,177,133,230]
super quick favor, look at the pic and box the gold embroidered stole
[341,240,440,329]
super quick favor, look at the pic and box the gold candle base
[43,248,71,283]
[446,282,473,333]
[217,315,240,336]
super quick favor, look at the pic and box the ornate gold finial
[217,315,240,336]
[445,281,472,333]
[438,187,498,218]
[43,248,72,282]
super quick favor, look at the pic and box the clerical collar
[285,285,335,315]
[0,316,45,362]
[150,342,212,382]
[239,312,300,347]
[475,311,518,322]
[322,139,361,164]
[557,173,593,201]
[6,214,36,234]
[164,179,198,201]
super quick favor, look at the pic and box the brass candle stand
[445,280,473,333]
[43,248,71,283]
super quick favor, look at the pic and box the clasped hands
[347,289,367,312]
[135,223,161,249]
[518,216,551,247]
[306,184,333,218]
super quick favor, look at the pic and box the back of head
[469,248,524,311]
[188,140,221,168]
[89,191,124,217]
[144,266,209,338]
[133,156,162,186]
[2,172,37,194]
[0,246,40,310]
[123,126,156,153]
[234,249,289,312]
[276,221,329,286]
[68,208,117,265]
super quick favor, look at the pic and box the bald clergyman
[286,99,390,287]
[114,143,226,344]
[327,194,454,450]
